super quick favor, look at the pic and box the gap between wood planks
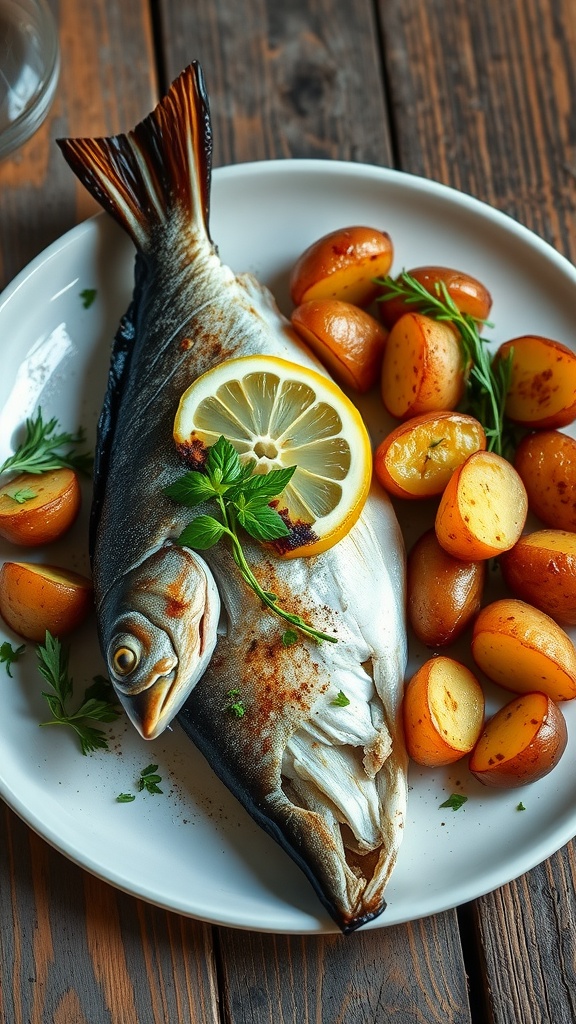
[457,902,492,1023]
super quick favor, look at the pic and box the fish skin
[57,62,408,932]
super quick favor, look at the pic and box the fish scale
[58,61,407,933]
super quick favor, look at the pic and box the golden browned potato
[469,692,567,788]
[496,335,576,428]
[380,312,465,419]
[290,226,394,307]
[373,411,486,499]
[471,598,576,701]
[0,468,81,546]
[435,451,528,560]
[403,656,485,767]
[378,265,492,330]
[514,430,576,531]
[0,561,93,641]
[500,530,576,625]
[291,298,387,392]
[407,529,485,646]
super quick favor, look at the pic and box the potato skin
[469,692,567,788]
[381,312,465,419]
[378,265,492,330]
[471,598,576,701]
[290,226,393,307]
[514,430,576,531]
[407,529,485,646]
[0,468,81,546]
[290,298,387,392]
[500,530,576,625]
[496,335,576,428]
[0,561,93,641]
[373,411,486,499]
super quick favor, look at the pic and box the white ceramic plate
[1,160,576,935]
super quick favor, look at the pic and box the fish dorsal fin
[57,62,212,250]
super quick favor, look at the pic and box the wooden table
[2,2,576,1021]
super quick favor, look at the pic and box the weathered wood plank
[0,805,220,1024]
[474,845,576,1024]
[217,919,472,1024]
[159,0,393,167]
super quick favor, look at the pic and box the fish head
[101,544,220,740]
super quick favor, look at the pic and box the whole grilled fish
[57,63,408,933]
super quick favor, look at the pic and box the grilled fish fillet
[57,62,408,933]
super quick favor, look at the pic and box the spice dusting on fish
[57,62,408,933]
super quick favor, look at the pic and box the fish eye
[112,646,139,676]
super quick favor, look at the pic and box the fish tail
[57,62,212,250]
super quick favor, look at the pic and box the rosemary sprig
[0,408,93,477]
[376,272,514,457]
[36,632,121,755]
[166,436,337,644]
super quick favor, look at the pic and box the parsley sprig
[0,408,93,477]
[0,640,25,677]
[37,632,120,754]
[166,436,336,644]
[376,273,514,457]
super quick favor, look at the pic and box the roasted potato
[403,656,485,767]
[378,265,492,330]
[290,226,394,307]
[435,451,528,560]
[291,298,387,392]
[380,312,465,419]
[407,529,485,646]
[373,411,486,499]
[495,335,576,429]
[500,529,576,625]
[469,692,567,788]
[514,430,576,531]
[0,468,81,546]
[471,598,576,702]
[0,561,93,641]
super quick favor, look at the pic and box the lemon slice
[173,355,372,558]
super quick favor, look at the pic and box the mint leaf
[227,465,295,503]
[236,503,290,542]
[116,793,136,803]
[165,471,217,506]
[331,690,350,707]
[205,435,243,487]
[178,515,225,549]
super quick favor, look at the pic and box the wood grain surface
[1,1,576,1022]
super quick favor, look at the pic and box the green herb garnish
[439,793,468,812]
[331,690,351,707]
[0,640,26,677]
[0,408,93,477]
[282,629,299,647]
[376,272,514,457]
[116,792,136,803]
[4,487,37,504]
[226,688,246,718]
[166,436,337,645]
[138,764,163,794]
[37,632,120,755]
[517,801,526,812]
[80,288,97,308]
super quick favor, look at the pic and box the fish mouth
[122,669,179,740]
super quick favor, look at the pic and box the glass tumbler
[0,0,60,159]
